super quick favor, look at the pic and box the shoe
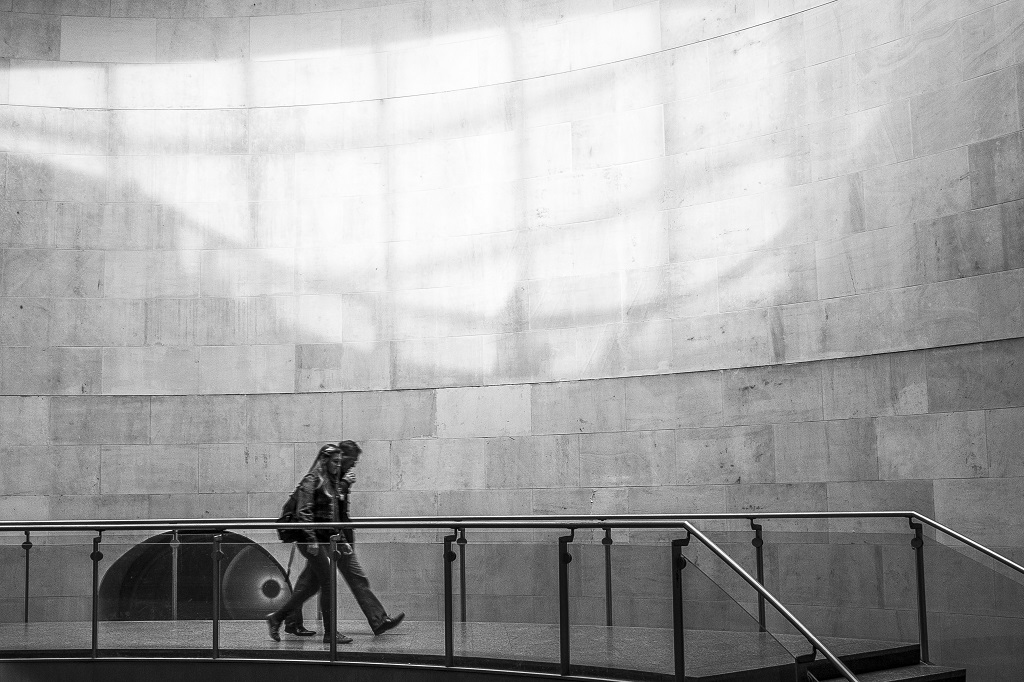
[372,612,405,636]
[265,613,282,642]
[285,624,316,637]
[322,632,353,644]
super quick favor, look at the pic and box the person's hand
[343,470,356,485]
[341,542,354,556]
[307,543,319,557]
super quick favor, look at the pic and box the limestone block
[249,11,342,61]
[837,0,910,53]
[336,1,429,54]
[981,267,1024,340]
[388,35,512,97]
[927,338,1024,412]
[0,201,52,248]
[676,424,775,485]
[149,492,247,519]
[150,394,246,444]
[890,277,983,350]
[0,445,99,495]
[0,494,47,520]
[0,346,101,395]
[911,67,1021,156]
[155,17,248,61]
[727,482,829,530]
[295,195,386,248]
[100,444,198,495]
[199,443,294,494]
[876,412,987,480]
[8,59,106,108]
[862,146,971,229]
[705,128,812,204]
[494,328,578,384]
[722,363,823,425]
[0,395,47,444]
[103,250,200,299]
[4,106,112,156]
[0,13,59,60]
[520,67,617,129]
[909,0,1002,33]
[827,479,934,523]
[579,429,675,487]
[850,22,962,111]
[576,319,672,378]
[16,0,108,13]
[245,392,344,443]
[197,344,296,394]
[295,341,391,392]
[435,384,530,439]
[112,60,248,109]
[987,406,1024,477]
[50,492,148,520]
[60,16,157,63]
[52,299,143,347]
[392,335,487,388]
[772,421,828,483]
[572,105,664,170]
[672,308,774,371]
[436,488,531,519]
[666,71,808,155]
[821,289,900,357]
[0,58,7,104]
[1,248,104,298]
[53,203,152,251]
[770,543,887,608]
[934,478,1024,546]
[342,388,435,441]
[295,243,387,295]
[50,395,149,445]
[0,297,49,346]
[294,148,387,200]
[961,0,1024,79]
[624,261,718,323]
[390,438,485,491]
[200,248,295,297]
[293,294,345,343]
[196,296,297,346]
[522,164,633,229]
[659,0,762,47]
[100,347,199,395]
[969,130,1024,208]
[531,486,628,515]
[626,484,727,514]
[708,14,806,91]
[769,300,825,364]
[822,352,927,419]
[623,371,723,431]
[824,418,879,483]
[481,434,580,489]
[717,243,818,311]
[6,152,108,202]
[809,101,913,180]
[531,378,624,435]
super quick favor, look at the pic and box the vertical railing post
[750,519,766,632]
[672,534,690,682]
[22,531,32,624]
[443,530,458,667]
[170,530,179,621]
[910,519,930,663]
[602,528,613,627]
[211,533,223,659]
[558,529,575,676]
[457,529,467,623]
[329,534,341,662]
[90,533,103,659]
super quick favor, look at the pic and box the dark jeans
[273,542,388,631]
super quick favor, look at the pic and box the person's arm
[294,473,319,550]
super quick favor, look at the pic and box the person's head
[315,443,343,478]
[337,440,361,473]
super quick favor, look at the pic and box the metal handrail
[682,522,860,682]
[3,510,1021,578]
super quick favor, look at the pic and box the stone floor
[0,620,913,680]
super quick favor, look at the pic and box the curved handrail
[682,522,860,682]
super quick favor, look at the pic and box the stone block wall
[0,0,1023,670]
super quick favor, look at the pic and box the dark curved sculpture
[98,531,293,620]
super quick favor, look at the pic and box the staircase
[805,644,965,682]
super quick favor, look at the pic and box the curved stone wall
[0,1,1023,660]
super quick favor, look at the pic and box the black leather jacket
[293,468,353,544]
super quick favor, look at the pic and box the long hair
[307,443,341,486]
